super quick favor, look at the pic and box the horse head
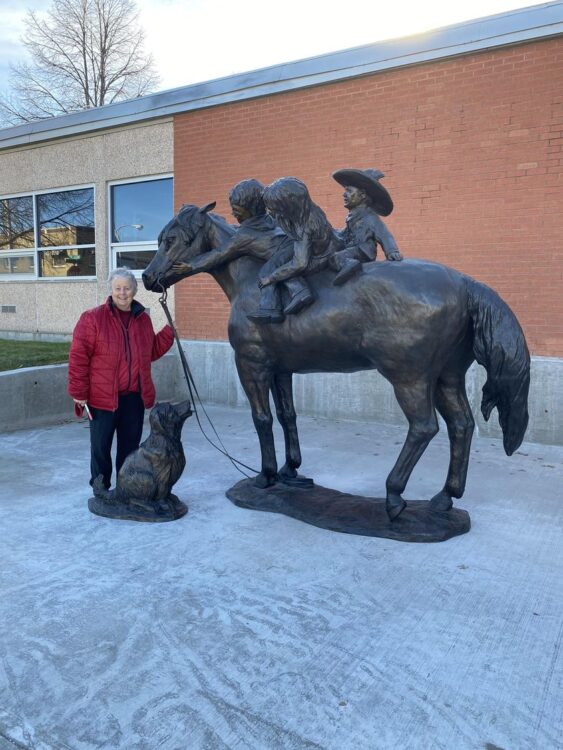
[142,202,216,291]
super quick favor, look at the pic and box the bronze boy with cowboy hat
[330,168,403,285]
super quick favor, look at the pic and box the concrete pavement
[1,405,562,749]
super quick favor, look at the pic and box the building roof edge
[0,1,561,150]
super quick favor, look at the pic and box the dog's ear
[149,403,166,434]
[174,399,192,421]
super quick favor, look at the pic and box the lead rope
[157,280,258,479]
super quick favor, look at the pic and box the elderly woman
[68,268,174,490]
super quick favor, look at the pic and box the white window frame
[0,183,96,282]
[108,174,173,277]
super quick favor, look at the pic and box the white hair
[108,268,138,294]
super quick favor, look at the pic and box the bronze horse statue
[143,203,530,520]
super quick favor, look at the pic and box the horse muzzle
[142,270,170,292]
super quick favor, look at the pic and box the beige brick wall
[0,119,174,335]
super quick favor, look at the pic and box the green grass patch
[0,338,71,372]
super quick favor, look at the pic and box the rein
[157,281,258,479]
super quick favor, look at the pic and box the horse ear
[200,202,216,214]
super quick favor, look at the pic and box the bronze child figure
[257,176,342,314]
[330,168,403,285]
[171,178,312,324]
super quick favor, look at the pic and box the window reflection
[115,249,157,270]
[38,247,96,277]
[111,179,172,243]
[37,188,95,247]
[0,255,34,275]
[0,196,34,249]
[1,186,96,280]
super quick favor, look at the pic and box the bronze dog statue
[89,399,192,522]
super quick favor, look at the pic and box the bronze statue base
[88,493,188,523]
[227,479,470,543]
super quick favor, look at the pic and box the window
[0,195,35,278]
[109,176,173,272]
[0,186,95,280]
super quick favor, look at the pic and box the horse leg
[270,372,304,482]
[431,375,475,511]
[235,357,278,488]
[385,380,439,520]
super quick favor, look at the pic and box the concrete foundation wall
[0,353,182,432]
[177,340,563,447]
[0,331,72,342]
[2,340,560,446]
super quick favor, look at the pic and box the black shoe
[332,259,361,286]
[283,289,314,315]
[247,308,285,324]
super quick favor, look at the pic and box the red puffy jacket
[68,297,174,412]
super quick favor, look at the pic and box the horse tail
[465,277,530,455]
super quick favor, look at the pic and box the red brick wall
[173,37,563,356]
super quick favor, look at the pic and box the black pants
[89,392,145,489]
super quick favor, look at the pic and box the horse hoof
[254,472,277,489]
[429,490,453,512]
[279,473,314,488]
[386,494,406,521]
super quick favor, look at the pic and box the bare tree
[0,0,160,125]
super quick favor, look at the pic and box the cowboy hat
[332,168,393,216]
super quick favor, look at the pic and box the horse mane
[160,204,235,245]
[207,211,235,233]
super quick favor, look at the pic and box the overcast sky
[0,0,551,96]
